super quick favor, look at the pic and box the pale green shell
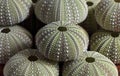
[36,21,89,62]
[0,26,32,64]
[95,0,120,32]
[0,0,32,26]
[35,0,88,24]
[63,51,118,76]
[4,49,59,76]
[90,30,120,64]
[81,0,101,34]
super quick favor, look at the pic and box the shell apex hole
[86,57,95,63]
[32,0,37,3]
[58,26,67,32]
[28,55,38,61]
[1,28,11,33]
[114,0,120,2]
[111,32,119,37]
[87,1,94,6]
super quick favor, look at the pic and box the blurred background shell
[4,49,59,76]
[62,51,118,76]
[35,0,88,24]
[0,0,32,26]
[0,26,32,64]
[36,21,89,62]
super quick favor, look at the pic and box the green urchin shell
[0,26,32,64]
[35,0,88,24]
[90,30,120,64]
[81,0,101,34]
[95,0,120,32]
[36,21,89,62]
[62,51,118,76]
[4,49,59,76]
[0,0,32,26]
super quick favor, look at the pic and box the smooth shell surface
[35,0,88,24]
[63,51,118,76]
[4,49,59,76]
[36,21,89,61]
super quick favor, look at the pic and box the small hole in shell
[114,0,120,2]
[86,57,95,63]
[1,28,10,33]
[58,27,67,32]
[87,1,94,6]
[111,32,119,37]
[32,0,37,3]
[28,55,38,61]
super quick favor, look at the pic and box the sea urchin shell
[63,51,118,76]
[35,0,88,24]
[4,49,59,76]
[0,0,32,26]
[36,21,89,62]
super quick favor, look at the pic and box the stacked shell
[36,21,89,62]
[0,0,32,26]
[4,49,59,76]
[35,0,88,24]
[90,30,120,64]
[90,0,120,65]
[0,26,32,64]
[63,51,118,76]
[0,0,33,64]
[95,0,120,32]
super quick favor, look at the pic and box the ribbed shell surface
[0,26,32,64]
[95,0,120,32]
[4,49,59,76]
[35,0,88,24]
[0,0,32,26]
[90,30,120,64]
[63,51,118,76]
[36,21,89,62]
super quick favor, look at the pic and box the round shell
[0,26,32,64]
[0,0,32,26]
[63,51,118,76]
[36,21,89,62]
[35,0,88,24]
[81,0,101,35]
[95,0,120,32]
[4,49,59,76]
[90,30,120,64]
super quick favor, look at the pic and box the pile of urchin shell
[0,0,120,76]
